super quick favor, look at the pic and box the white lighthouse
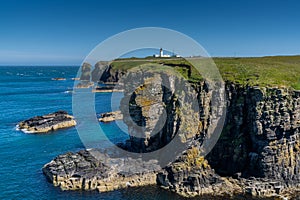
[159,48,163,57]
[154,48,171,58]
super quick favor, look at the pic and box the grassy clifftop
[215,56,300,90]
[109,56,300,90]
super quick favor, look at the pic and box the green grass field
[215,56,300,90]
[109,56,300,90]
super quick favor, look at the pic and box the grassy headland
[108,56,300,90]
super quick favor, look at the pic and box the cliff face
[208,85,300,183]
[158,85,300,198]
[116,67,300,197]
[119,70,206,153]
[43,65,300,198]
[92,63,125,83]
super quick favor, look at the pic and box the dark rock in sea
[18,110,76,133]
[92,85,124,93]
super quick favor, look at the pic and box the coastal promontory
[43,57,300,199]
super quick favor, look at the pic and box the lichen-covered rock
[18,110,76,133]
[119,67,219,154]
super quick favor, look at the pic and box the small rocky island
[51,77,66,81]
[18,111,76,133]
[98,111,123,122]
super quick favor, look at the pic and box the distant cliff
[91,61,126,83]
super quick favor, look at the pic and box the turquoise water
[0,66,194,200]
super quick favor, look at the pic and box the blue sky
[0,0,300,65]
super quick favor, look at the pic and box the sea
[0,66,273,200]
[0,66,185,200]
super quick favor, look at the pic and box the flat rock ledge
[43,149,300,199]
[98,111,123,122]
[158,171,300,199]
[42,149,158,192]
[17,110,76,133]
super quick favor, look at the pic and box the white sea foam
[15,125,34,133]
[20,129,34,134]
[63,90,73,94]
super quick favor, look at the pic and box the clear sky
[0,0,300,65]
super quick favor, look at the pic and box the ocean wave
[63,90,73,94]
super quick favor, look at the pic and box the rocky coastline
[43,65,300,199]
[18,111,76,133]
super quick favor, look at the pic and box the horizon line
[1,54,299,66]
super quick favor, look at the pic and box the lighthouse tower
[159,48,163,57]
[154,48,171,57]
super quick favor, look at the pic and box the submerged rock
[17,110,76,133]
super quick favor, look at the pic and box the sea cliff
[43,58,300,199]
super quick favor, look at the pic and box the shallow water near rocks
[0,66,280,199]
